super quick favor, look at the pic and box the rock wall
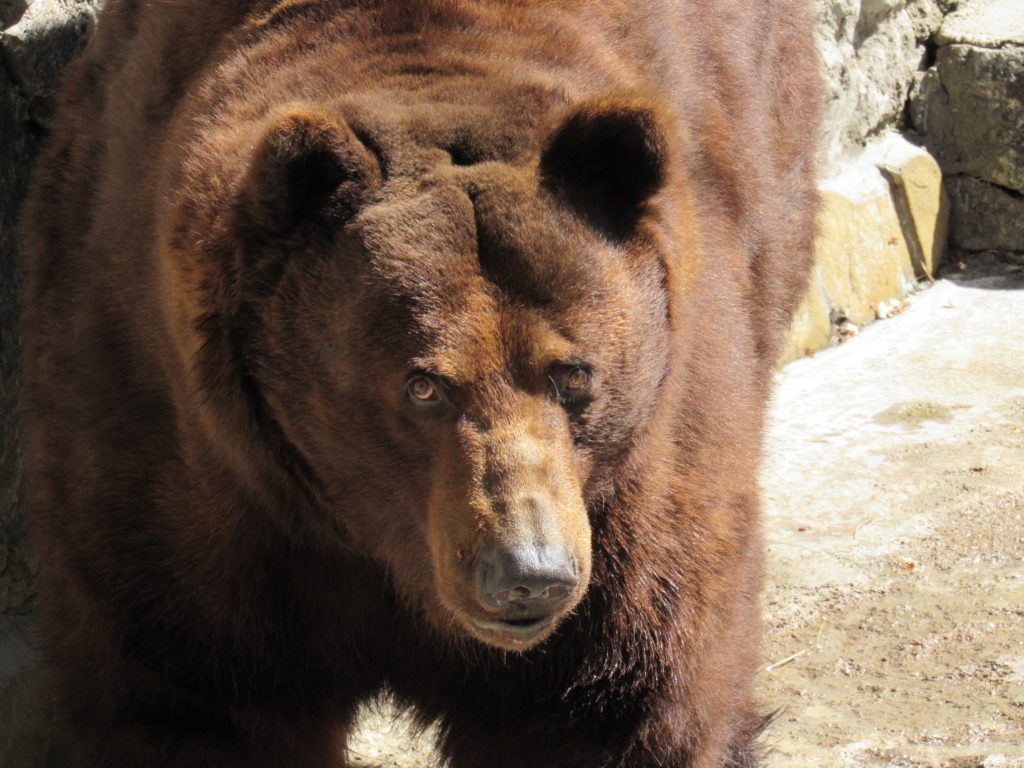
[2,4,99,762]
[912,0,1024,251]
[785,0,1022,360]
[1,0,99,619]
[783,133,949,361]
[785,0,956,361]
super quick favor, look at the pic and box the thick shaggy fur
[21,1,821,766]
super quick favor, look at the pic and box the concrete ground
[346,253,1024,766]
[758,254,1024,767]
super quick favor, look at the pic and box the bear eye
[550,363,593,405]
[406,374,441,404]
[564,367,591,391]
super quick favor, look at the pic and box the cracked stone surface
[912,0,1024,250]
[816,0,923,172]
[917,43,1024,193]
[946,175,1024,252]
[936,0,1024,46]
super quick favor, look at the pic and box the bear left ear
[238,109,380,241]
[540,98,667,237]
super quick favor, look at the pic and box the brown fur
[20,1,822,766]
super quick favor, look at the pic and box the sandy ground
[345,255,1024,767]
[758,255,1024,767]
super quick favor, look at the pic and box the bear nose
[475,545,579,613]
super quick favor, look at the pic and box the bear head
[163,91,679,652]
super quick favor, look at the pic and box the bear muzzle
[465,542,581,646]
[473,543,578,623]
[427,406,592,649]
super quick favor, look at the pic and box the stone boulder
[936,0,1024,47]
[945,176,1024,253]
[907,0,959,42]
[816,0,923,172]
[917,44,1024,193]
[1,0,101,127]
[911,0,1024,250]
[783,133,949,362]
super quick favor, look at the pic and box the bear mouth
[469,615,555,647]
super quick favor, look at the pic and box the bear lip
[469,615,555,647]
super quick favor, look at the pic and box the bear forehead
[352,163,624,312]
[350,175,616,378]
[340,77,559,171]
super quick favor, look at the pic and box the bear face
[172,98,676,651]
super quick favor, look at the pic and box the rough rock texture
[1,5,96,763]
[2,0,99,127]
[935,0,1024,46]
[782,133,948,362]
[800,0,960,363]
[1,0,98,617]
[907,0,948,42]
[916,44,1024,192]
[816,0,922,172]
[877,139,949,280]
[783,281,833,365]
[945,175,1024,252]
[911,0,1024,250]
[814,0,960,173]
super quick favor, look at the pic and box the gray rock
[907,66,940,135]
[906,0,947,42]
[816,0,922,172]
[0,59,34,617]
[921,0,1024,253]
[936,0,1024,47]
[1,0,99,101]
[946,175,1024,251]
[913,43,1024,193]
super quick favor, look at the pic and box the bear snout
[474,543,579,615]
[425,413,593,649]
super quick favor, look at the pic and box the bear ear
[540,98,667,238]
[237,109,380,241]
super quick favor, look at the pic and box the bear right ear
[540,98,667,239]
[237,109,380,242]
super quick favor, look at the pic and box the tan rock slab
[783,135,949,360]
[876,137,949,279]
[814,180,915,328]
[781,272,831,364]
[936,0,1024,47]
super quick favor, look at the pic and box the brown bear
[20,1,821,766]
